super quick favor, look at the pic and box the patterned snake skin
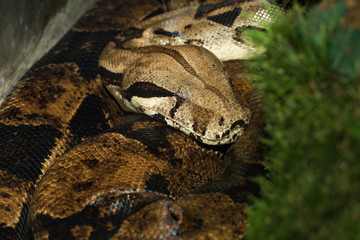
[0,0,267,239]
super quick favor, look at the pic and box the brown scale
[26,68,264,239]
[223,60,253,104]
[0,0,266,239]
[0,62,124,238]
[26,115,225,238]
[0,0,164,238]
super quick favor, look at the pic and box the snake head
[99,44,251,145]
[110,197,183,239]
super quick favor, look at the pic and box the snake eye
[161,200,182,227]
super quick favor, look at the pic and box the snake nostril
[201,128,206,136]
[218,117,225,126]
[232,133,238,141]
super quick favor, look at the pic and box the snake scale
[0,0,271,239]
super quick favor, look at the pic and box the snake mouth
[164,115,247,145]
[107,89,249,145]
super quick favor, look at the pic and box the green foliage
[244,2,360,240]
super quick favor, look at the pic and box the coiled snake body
[0,0,270,239]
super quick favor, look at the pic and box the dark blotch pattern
[153,28,177,37]
[1,206,29,240]
[124,82,175,100]
[145,174,170,195]
[195,0,245,19]
[99,66,123,86]
[207,7,242,27]
[0,123,62,182]
[152,113,166,123]
[69,94,110,144]
[33,30,120,81]
[84,159,100,169]
[141,7,165,21]
[0,107,21,120]
[74,181,94,192]
[169,96,185,118]
[109,114,182,168]
[236,25,266,33]
[192,122,199,133]
[0,223,19,240]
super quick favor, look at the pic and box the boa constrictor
[0,0,272,239]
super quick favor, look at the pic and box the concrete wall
[0,0,98,105]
